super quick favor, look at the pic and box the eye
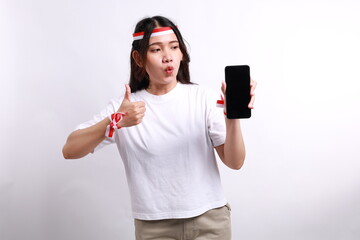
[171,45,179,50]
[150,48,161,53]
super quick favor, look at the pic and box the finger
[124,84,132,101]
[134,101,145,107]
[248,95,255,109]
[221,81,226,95]
[250,79,257,96]
[136,106,146,114]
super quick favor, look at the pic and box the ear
[132,51,143,67]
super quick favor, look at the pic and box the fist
[117,84,146,127]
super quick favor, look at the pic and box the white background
[1,0,360,239]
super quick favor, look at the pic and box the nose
[162,49,173,63]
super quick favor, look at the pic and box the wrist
[225,117,241,127]
[105,112,127,137]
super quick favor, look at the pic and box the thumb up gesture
[116,84,146,128]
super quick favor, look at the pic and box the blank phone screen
[225,65,251,119]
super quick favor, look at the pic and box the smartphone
[225,65,251,119]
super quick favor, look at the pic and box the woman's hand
[220,78,257,110]
[117,84,146,127]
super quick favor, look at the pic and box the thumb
[123,84,132,102]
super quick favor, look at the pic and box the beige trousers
[134,204,232,240]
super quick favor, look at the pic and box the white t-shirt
[76,83,227,220]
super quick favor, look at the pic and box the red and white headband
[132,26,174,41]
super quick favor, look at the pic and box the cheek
[176,53,183,66]
[147,62,158,70]
[144,57,154,70]
[177,52,184,63]
[145,62,160,76]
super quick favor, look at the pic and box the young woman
[63,16,256,240]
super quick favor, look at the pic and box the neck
[146,81,178,95]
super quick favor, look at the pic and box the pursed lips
[165,66,174,74]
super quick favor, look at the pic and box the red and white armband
[105,112,127,137]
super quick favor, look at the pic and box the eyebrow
[148,40,179,47]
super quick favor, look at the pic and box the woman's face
[145,32,183,88]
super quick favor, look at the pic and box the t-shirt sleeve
[206,91,226,147]
[74,97,121,153]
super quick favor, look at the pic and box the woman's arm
[215,79,256,170]
[62,84,145,159]
[62,118,110,159]
[215,119,245,170]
